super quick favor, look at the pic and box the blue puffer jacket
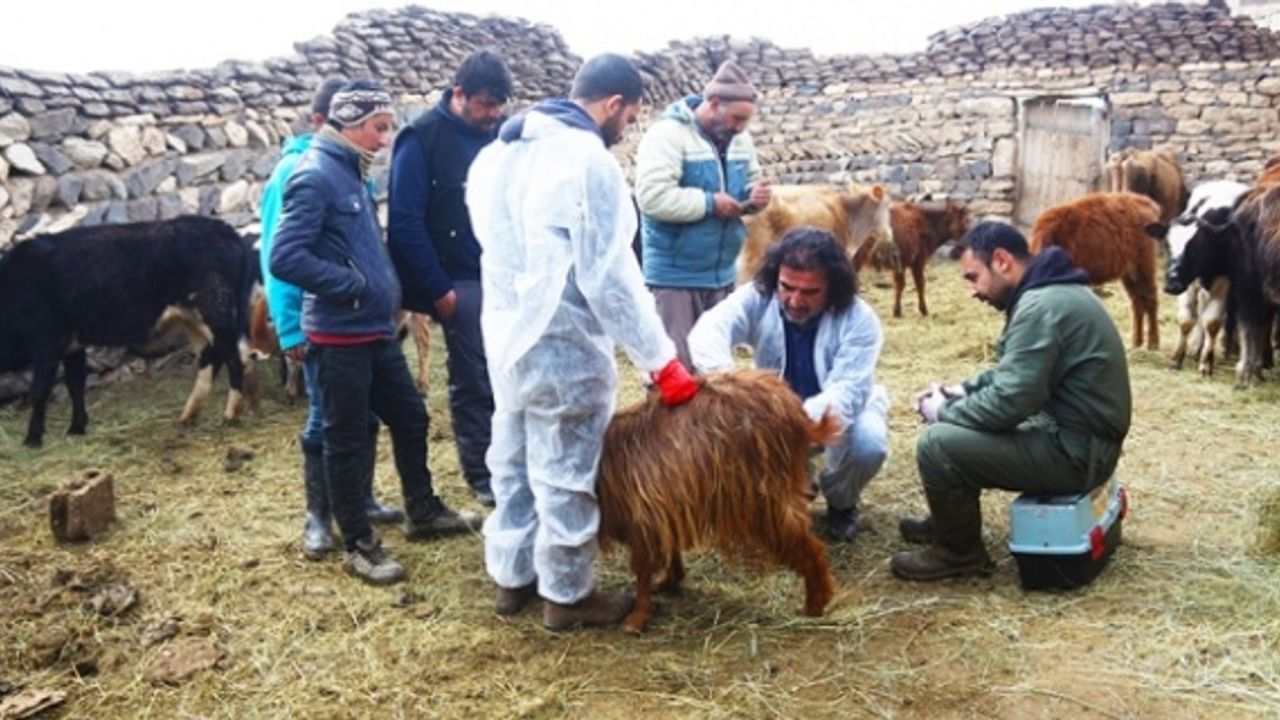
[269,133,400,338]
[634,96,763,289]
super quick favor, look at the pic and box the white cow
[1165,180,1249,375]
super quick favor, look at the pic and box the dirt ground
[2,261,1279,719]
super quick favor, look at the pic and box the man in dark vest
[388,51,513,507]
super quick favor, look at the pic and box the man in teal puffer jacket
[635,60,772,369]
[892,221,1132,582]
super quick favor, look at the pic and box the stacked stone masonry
[2,1,1280,244]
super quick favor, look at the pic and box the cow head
[942,202,971,243]
[842,183,892,249]
[1165,206,1234,296]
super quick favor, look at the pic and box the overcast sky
[1,0,1136,74]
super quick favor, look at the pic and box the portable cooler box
[1007,476,1128,591]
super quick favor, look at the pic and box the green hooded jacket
[939,247,1132,488]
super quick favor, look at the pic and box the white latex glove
[940,383,966,400]
[917,389,947,424]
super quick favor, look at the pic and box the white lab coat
[466,106,675,603]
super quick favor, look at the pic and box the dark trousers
[313,340,439,550]
[441,280,494,492]
[917,422,1089,497]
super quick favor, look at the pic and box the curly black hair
[752,226,857,313]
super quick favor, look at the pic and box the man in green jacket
[892,221,1132,582]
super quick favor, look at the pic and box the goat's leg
[657,551,685,595]
[785,534,836,617]
[622,547,656,635]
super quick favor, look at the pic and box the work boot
[403,497,483,540]
[898,515,934,544]
[301,443,335,560]
[891,486,994,582]
[344,536,406,586]
[542,590,635,632]
[357,431,404,525]
[824,504,860,543]
[495,582,538,616]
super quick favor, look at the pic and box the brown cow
[1030,192,1165,350]
[853,200,970,318]
[1104,148,1189,224]
[249,294,433,397]
[737,183,893,285]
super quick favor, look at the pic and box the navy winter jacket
[269,134,401,338]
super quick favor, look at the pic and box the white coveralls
[688,284,890,511]
[465,108,675,604]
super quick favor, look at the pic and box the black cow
[0,216,257,446]
[1165,203,1276,388]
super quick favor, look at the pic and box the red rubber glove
[651,359,700,406]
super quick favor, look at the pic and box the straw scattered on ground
[2,261,1280,719]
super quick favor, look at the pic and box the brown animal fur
[1104,148,1189,224]
[854,200,970,317]
[737,184,893,285]
[1030,192,1163,350]
[597,370,840,634]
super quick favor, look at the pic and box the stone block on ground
[49,468,116,543]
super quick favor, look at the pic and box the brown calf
[1030,192,1165,349]
[854,200,970,317]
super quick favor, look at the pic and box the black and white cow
[1164,180,1248,376]
[0,216,257,446]
[1166,180,1280,388]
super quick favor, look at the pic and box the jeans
[312,340,440,551]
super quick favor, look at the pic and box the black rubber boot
[301,442,336,560]
[358,429,403,525]
[824,504,860,543]
[891,486,993,581]
[898,515,934,544]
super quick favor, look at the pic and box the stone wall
[0,6,578,248]
[6,3,1280,248]
[622,3,1280,217]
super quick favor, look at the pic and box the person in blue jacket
[258,77,403,560]
[388,51,513,508]
[634,60,773,370]
[271,80,481,586]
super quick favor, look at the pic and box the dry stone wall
[3,3,1280,243]
[0,7,578,248]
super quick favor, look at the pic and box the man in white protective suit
[466,54,702,632]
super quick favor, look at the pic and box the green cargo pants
[916,421,1089,496]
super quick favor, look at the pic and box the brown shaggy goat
[1030,192,1165,349]
[854,200,971,318]
[597,370,840,635]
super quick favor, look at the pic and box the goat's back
[598,370,838,565]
